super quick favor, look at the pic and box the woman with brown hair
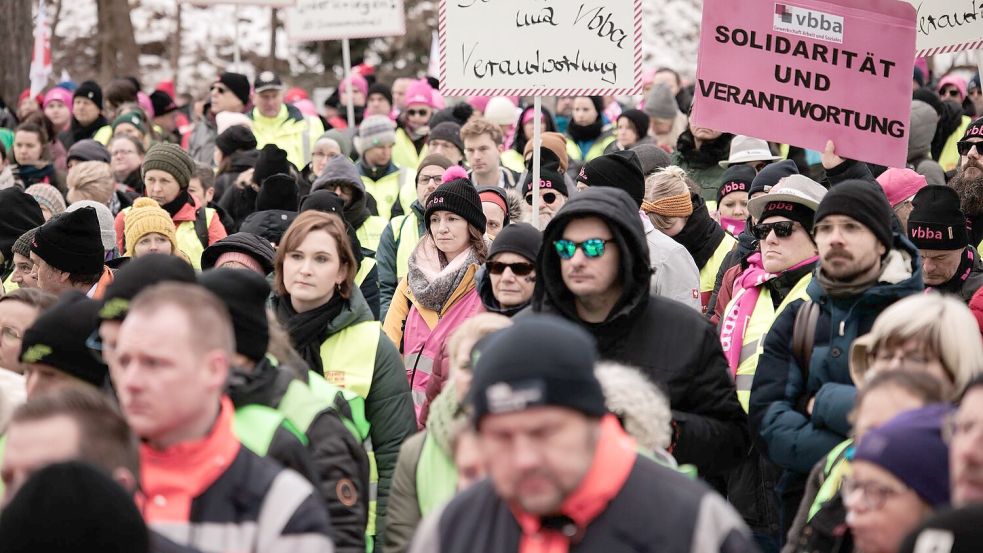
[272,210,415,548]
[383,178,488,427]
[11,121,64,190]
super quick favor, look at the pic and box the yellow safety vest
[361,170,405,221]
[700,234,738,293]
[500,149,526,173]
[2,273,18,293]
[355,257,376,286]
[356,217,388,254]
[390,211,423,280]
[392,128,428,173]
[940,116,972,172]
[726,273,812,412]
[93,125,113,146]
[397,173,418,218]
[318,320,382,541]
[565,135,616,162]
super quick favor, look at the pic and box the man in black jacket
[532,187,748,477]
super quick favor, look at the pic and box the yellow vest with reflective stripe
[356,217,388,254]
[355,258,376,287]
[390,212,423,280]
[392,128,428,173]
[700,234,737,293]
[361,170,405,221]
[174,209,216,270]
[809,440,852,521]
[565,135,616,162]
[500,149,525,173]
[728,273,812,412]
[397,173,418,217]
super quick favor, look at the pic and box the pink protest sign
[691,0,917,169]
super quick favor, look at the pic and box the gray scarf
[407,237,479,312]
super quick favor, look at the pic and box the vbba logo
[774,3,844,44]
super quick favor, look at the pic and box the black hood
[533,187,652,332]
[476,264,528,317]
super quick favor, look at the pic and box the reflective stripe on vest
[808,439,854,522]
[362,172,403,221]
[731,273,812,412]
[565,135,616,162]
[355,257,376,287]
[403,351,434,411]
[356,217,388,253]
[393,212,423,279]
[234,404,296,457]
[699,234,738,293]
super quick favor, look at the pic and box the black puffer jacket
[532,187,748,477]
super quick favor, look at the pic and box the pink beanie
[938,75,968,101]
[340,74,369,98]
[292,99,318,118]
[43,87,74,109]
[137,92,155,119]
[876,168,927,207]
[404,79,436,109]
[215,251,265,274]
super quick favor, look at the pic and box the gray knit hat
[26,185,66,217]
[644,84,680,120]
[12,227,39,259]
[354,115,397,155]
[141,143,195,190]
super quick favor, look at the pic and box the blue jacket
[749,233,923,475]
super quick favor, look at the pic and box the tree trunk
[0,0,34,108]
[96,0,140,82]
[50,0,63,59]
[170,2,182,90]
[268,8,277,71]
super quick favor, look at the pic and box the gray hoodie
[909,100,946,186]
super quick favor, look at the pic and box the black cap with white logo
[254,71,284,93]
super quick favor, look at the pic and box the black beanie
[217,72,251,106]
[429,122,464,155]
[199,268,270,363]
[814,180,893,250]
[717,164,756,205]
[20,292,107,387]
[0,461,149,553]
[216,125,257,156]
[300,189,346,215]
[469,314,605,427]
[99,254,197,321]
[618,109,650,139]
[907,185,968,250]
[578,150,645,207]
[749,159,798,197]
[74,80,104,110]
[488,222,542,262]
[759,201,816,231]
[425,178,486,233]
[256,173,299,212]
[201,232,276,274]
[522,169,568,198]
[149,90,177,116]
[31,207,105,275]
[0,188,44,263]
[252,144,291,186]
[962,115,983,141]
[367,82,393,105]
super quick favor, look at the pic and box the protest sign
[905,0,983,56]
[178,0,296,6]
[438,0,643,97]
[285,0,406,42]
[691,0,916,169]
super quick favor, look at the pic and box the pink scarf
[719,253,818,375]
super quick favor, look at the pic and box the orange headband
[641,192,693,217]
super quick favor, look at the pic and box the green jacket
[377,201,426,320]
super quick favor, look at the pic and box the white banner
[285,0,406,42]
[906,0,983,56]
[438,0,642,97]
[177,0,297,6]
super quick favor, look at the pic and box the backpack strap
[791,300,820,409]
[194,206,209,249]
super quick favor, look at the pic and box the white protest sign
[178,0,296,6]
[906,0,983,56]
[438,0,643,97]
[285,0,406,42]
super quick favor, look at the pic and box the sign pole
[531,95,542,230]
[233,4,241,70]
[977,50,983,87]
[342,37,355,128]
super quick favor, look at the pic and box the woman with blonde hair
[644,165,735,311]
[66,161,115,207]
[850,292,983,399]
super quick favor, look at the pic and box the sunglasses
[406,109,430,117]
[942,88,961,98]
[525,192,560,205]
[487,261,535,276]
[554,238,609,260]
[957,140,983,156]
[210,85,228,94]
[752,220,797,240]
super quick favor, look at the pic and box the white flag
[29,0,52,97]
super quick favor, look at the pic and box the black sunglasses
[942,88,961,98]
[752,220,797,240]
[957,140,983,156]
[210,85,228,94]
[406,109,430,117]
[487,261,535,276]
[525,192,559,205]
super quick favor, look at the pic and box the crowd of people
[0,57,980,553]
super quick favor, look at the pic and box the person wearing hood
[670,122,733,209]
[238,173,300,248]
[115,143,227,268]
[57,81,112,150]
[564,96,615,171]
[749,180,924,537]
[249,72,325,170]
[532,186,748,478]
[476,222,540,318]
[316,154,388,253]
[577,150,702,310]
[906,186,983,302]
[302,133,344,188]
[202,268,372,553]
[383,178,487,425]
[377,154,454,319]
[393,80,435,172]
[212,124,258,201]
[908,100,946,185]
[644,166,737,311]
[272,210,415,549]
[357,115,408,220]
[201,232,276,275]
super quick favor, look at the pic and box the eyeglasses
[812,220,865,238]
[943,412,983,443]
[210,85,228,94]
[487,261,535,276]
[525,192,560,206]
[554,238,609,260]
[867,346,933,371]
[0,326,22,345]
[406,109,430,117]
[942,88,962,98]
[957,140,983,156]
[751,220,797,240]
[417,174,441,186]
[841,477,907,511]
